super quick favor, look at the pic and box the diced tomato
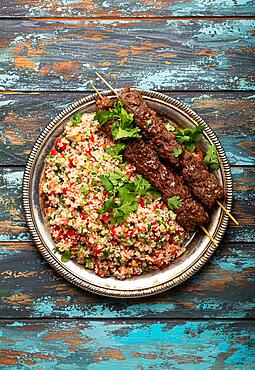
[139,200,145,208]
[102,214,110,224]
[80,212,87,220]
[68,158,74,167]
[55,137,67,152]
[90,135,95,143]
[66,229,75,237]
[93,194,98,200]
[48,191,56,197]
[128,229,136,238]
[50,149,58,156]
[157,260,165,267]
[62,188,67,195]
[140,226,147,234]
[93,246,103,254]
[86,149,92,156]
[52,225,60,233]
[110,226,117,236]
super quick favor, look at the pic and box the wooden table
[0,1,254,368]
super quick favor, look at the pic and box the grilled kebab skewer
[95,96,209,232]
[118,87,225,210]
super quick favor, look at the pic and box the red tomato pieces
[55,137,67,152]
[102,214,110,224]
[50,149,58,156]
[110,226,117,236]
[80,212,87,220]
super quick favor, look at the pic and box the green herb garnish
[61,250,71,263]
[95,101,141,141]
[172,147,182,158]
[99,172,155,224]
[175,125,204,151]
[106,143,126,158]
[204,144,220,170]
[167,196,183,211]
[71,112,82,127]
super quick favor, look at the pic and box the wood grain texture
[0,92,254,166]
[0,320,254,369]
[1,242,254,319]
[0,0,254,17]
[1,167,254,242]
[0,20,254,91]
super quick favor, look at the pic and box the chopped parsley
[106,143,126,159]
[167,196,183,211]
[175,125,204,152]
[61,250,71,263]
[71,112,82,127]
[204,144,220,170]
[172,147,182,158]
[99,171,154,224]
[95,101,141,141]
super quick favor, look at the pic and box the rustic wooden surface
[0,20,255,91]
[0,0,254,17]
[0,1,254,368]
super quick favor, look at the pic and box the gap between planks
[0,318,255,322]
[0,16,255,21]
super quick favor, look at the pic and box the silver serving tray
[23,90,232,298]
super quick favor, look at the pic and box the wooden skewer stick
[95,72,119,96]
[89,80,103,99]
[216,200,239,225]
[94,72,218,245]
[200,226,217,246]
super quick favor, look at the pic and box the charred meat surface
[119,88,182,167]
[124,139,208,230]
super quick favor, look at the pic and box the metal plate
[23,90,232,298]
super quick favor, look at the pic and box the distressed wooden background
[0,0,255,368]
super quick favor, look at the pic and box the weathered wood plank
[0,167,254,243]
[0,320,254,369]
[0,92,254,166]
[0,0,254,17]
[0,242,254,319]
[0,20,254,91]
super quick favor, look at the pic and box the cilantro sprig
[172,147,182,158]
[99,171,156,224]
[167,196,183,211]
[175,125,204,152]
[204,144,220,170]
[71,112,82,127]
[95,101,141,141]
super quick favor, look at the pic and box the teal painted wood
[0,92,254,166]
[0,0,254,17]
[0,20,254,91]
[1,167,253,242]
[1,242,254,318]
[0,320,254,369]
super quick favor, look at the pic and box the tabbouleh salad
[42,112,186,280]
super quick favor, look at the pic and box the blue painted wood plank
[0,320,254,369]
[0,92,254,166]
[0,20,254,91]
[0,0,254,17]
[0,241,254,319]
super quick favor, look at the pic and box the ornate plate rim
[22,89,232,298]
